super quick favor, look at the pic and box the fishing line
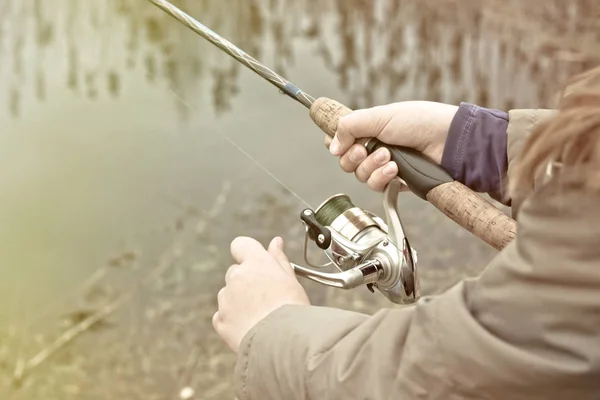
[162,81,313,209]
[314,194,355,226]
[144,0,345,209]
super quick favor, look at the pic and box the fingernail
[329,137,341,155]
[375,148,387,163]
[383,162,397,176]
[349,148,364,162]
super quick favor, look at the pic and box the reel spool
[291,178,419,305]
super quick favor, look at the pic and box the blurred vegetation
[1,0,597,119]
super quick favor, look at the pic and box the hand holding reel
[291,178,420,305]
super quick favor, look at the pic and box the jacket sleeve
[233,180,600,400]
[441,104,556,210]
[505,108,557,216]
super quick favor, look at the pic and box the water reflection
[2,0,597,120]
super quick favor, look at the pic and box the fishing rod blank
[146,0,315,108]
[146,0,517,251]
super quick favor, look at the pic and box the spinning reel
[291,178,420,305]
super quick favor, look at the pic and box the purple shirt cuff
[441,103,510,205]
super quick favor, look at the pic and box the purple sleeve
[441,103,510,205]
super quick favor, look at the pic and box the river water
[0,0,595,398]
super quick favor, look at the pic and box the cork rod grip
[309,96,354,137]
[309,97,516,251]
[427,182,516,250]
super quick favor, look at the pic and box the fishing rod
[147,0,516,304]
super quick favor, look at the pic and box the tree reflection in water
[1,0,598,119]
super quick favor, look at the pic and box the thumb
[267,237,294,276]
[329,106,393,156]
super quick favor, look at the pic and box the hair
[510,65,600,197]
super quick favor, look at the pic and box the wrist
[407,101,458,164]
[427,102,460,163]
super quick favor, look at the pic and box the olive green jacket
[233,109,600,399]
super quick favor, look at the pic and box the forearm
[234,305,370,400]
[233,303,442,400]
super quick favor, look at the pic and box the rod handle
[426,181,516,251]
[309,97,516,251]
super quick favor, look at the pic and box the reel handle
[291,260,382,290]
[309,97,516,251]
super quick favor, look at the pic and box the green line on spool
[315,194,355,226]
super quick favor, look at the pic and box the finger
[217,287,226,307]
[212,311,220,330]
[324,135,332,149]
[329,106,394,156]
[224,264,239,284]
[366,161,398,192]
[267,237,295,276]
[338,143,368,173]
[354,147,391,182]
[230,236,266,264]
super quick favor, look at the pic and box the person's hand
[213,236,310,353]
[326,101,459,192]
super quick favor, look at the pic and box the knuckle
[217,287,226,304]
[367,177,385,193]
[350,143,367,161]
[356,159,375,179]
[339,158,356,173]
[354,169,368,183]
[225,265,238,282]
[341,164,354,173]
[374,147,390,165]
[212,312,222,330]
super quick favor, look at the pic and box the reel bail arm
[292,259,383,289]
[291,178,420,305]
